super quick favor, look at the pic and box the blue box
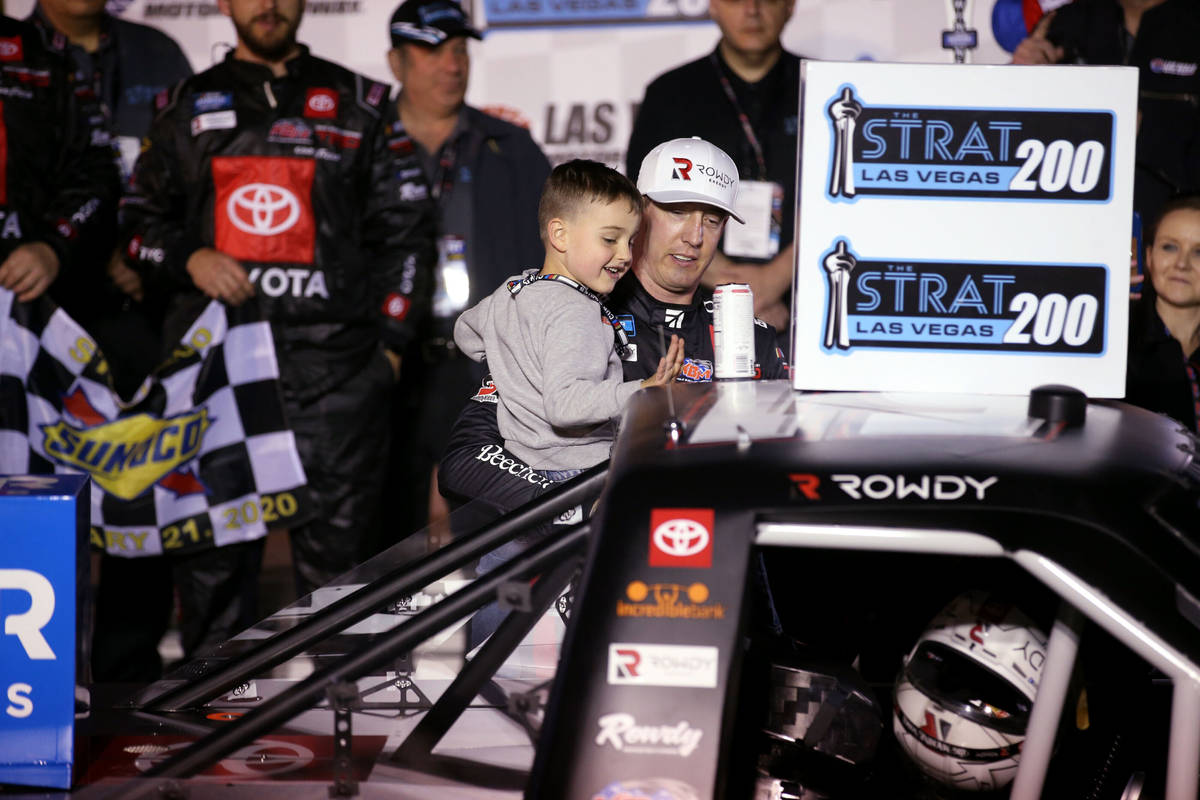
[0,475,88,789]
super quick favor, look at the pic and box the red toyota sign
[648,508,713,568]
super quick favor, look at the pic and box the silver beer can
[713,282,755,379]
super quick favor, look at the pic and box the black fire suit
[122,46,436,647]
[439,272,789,513]
[0,15,119,327]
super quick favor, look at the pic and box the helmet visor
[906,641,1032,735]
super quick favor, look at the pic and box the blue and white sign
[0,475,87,789]
[794,61,1138,396]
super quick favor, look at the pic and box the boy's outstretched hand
[641,334,685,388]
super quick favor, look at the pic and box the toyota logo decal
[652,518,710,558]
[227,183,301,236]
[0,42,19,57]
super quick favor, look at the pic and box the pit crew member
[121,0,436,656]
[0,14,118,326]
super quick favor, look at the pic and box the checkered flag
[0,289,312,557]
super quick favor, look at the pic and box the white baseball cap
[636,136,744,224]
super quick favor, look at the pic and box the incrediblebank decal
[820,239,1107,354]
[825,85,1114,202]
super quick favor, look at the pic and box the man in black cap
[385,0,550,540]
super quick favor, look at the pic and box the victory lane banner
[794,61,1137,396]
[819,238,1108,355]
[0,288,313,558]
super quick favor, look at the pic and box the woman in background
[1127,194,1200,431]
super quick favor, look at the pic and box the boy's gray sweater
[454,270,640,470]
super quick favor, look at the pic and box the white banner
[792,60,1137,397]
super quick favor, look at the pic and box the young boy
[454,159,684,476]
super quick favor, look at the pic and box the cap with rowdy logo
[636,136,744,224]
[390,0,483,47]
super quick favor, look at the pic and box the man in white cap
[438,136,788,514]
[627,0,799,337]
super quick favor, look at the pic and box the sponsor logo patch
[212,157,316,264]
[678,358,712,382]
[1149,58,1198,77]
[0,37,23,62]
[607,643,718,688]
[594,713,703,757]
[382,292,409,321]
[617,581,724,620]
[268,118,313,144]
[649,508,712,568]
[192,90,233,114]
[474,444,553,489]
[314,124,362,150]
[247,267,329,299]
[304,88,338,119]
[470,378,498,404]
[191,109,237,135]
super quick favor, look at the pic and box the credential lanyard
[433,135,459,201]
[711,52,768,181]
[507,272,631,358]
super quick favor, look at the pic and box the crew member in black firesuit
[29,0,195,685]
[438,136,788,516]
[122,0,436,658]
[29,0,193,396]
[0,15,118,325]
[1012,0,1200,224]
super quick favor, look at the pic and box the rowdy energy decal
[826,85,1114,202]
[820,239,1107,354]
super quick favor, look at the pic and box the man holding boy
[454,160,684,477]
[439,137,788,514]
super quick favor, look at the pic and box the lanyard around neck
[710,52,768,181]
[508,272,631,358]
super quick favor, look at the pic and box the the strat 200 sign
[825,85,1114,202]
[820,239,1107,354]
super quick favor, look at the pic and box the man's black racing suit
[123,46,435,401]
[0,15,119,327]
[122,47,437,628]
[438,271,789,513]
